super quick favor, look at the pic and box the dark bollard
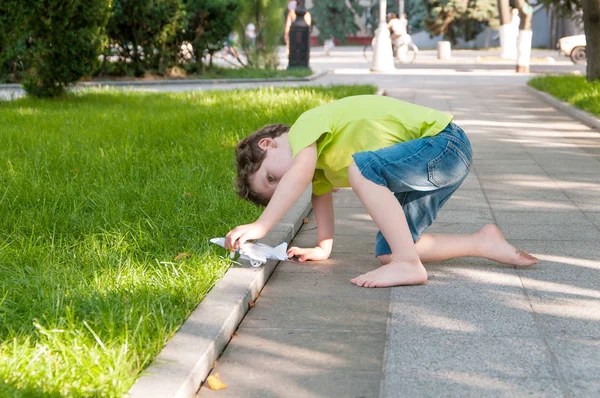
[288,5,310,68]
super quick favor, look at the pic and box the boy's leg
[347,162,427,288]
[376,225,539,265]
[348,121,474,287]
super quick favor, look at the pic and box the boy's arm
[313,191,334,254]
[225,143,317,250]
[288,191,334,262]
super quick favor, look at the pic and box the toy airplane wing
[210,238,288,267]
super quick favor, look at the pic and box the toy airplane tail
[271,242,288,260]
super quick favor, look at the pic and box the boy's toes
[351,273,369,286]
[518,250,539,265]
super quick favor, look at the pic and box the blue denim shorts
[351,122,473,257]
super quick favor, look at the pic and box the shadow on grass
[0,382,64,398]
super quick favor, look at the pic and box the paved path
[199,72,600,397]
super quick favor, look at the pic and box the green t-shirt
[288,95,454,195]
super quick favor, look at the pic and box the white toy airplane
[209,238,288,267]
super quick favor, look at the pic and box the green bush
[104,0,186,76]
[0,1,27,83]
[19,0,110,97]
[178,0,241,71]
[103,0,241,76]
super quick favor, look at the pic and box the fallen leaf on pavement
[207,373,227,390]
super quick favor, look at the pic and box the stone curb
[127,188,312,398]
[0,71,328,90]
[525,85,600,131]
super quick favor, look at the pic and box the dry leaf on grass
[174,252,191,261]
[207,372,227,390]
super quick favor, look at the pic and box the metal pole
[288,0,310,68]
[371,0,395,72]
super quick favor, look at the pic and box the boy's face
[250,136,293,200]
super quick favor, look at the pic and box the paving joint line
[518,277,572,398]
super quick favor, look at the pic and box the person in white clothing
[387,12,407,42]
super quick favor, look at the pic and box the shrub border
[0,71,328,90]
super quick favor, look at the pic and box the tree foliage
[0,1,28,83]
[236,0,287,68]
[311,0,362,42]
[407,0,429,32]
[178,0,240,68]
[424,0,499,44]
[538,0,599,81]
[105,0,185,76]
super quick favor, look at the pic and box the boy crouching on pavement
[224,95,538,288]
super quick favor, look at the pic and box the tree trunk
[583,0,600,80]
[498,0,517,58]
[516,0,533,73]
[498,0,511,26]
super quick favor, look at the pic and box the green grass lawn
[0,84,376,397]
[528,75,600,117]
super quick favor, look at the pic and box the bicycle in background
[363,31,418,64]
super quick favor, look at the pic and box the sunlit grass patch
[0,84,377,397]
[528,75,600,117]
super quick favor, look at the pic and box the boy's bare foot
[351,261,427,288]
[477,224,539,266]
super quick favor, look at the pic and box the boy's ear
[258,138,276,150]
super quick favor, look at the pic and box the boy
[225,95,538,288]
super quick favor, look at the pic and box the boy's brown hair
[236,123,290,206]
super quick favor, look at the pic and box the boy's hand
[225,222,268,251]
[287,246,330,262]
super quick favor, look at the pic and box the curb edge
[525,85,600,131]
[127,189,312,398]
[0,71,328,90]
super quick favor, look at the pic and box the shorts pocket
[427,141,472,188]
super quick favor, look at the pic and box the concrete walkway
[199,74,600,397]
